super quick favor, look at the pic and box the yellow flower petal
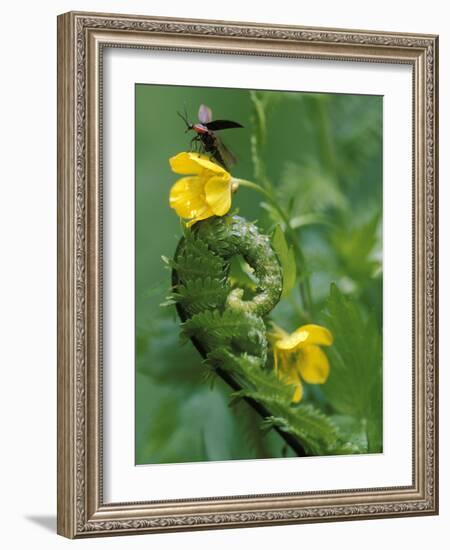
[192,156,230,176]
[169,176,207,219]
[169,152,207,175]
[186,206,215,227]
[205,176,232,216]
[292,382,303,403]
[273,348,284,374]
[273,350,303,402]
[169,152,228,176]
[268,324,290,345]
[284,371,303,403]
[276,324,333,351]
[296,344,330,384]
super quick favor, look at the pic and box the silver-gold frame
[57,11,439,538]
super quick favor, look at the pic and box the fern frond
[183,309,267,361]
[172,277,228,315]
[262,406,338,456]
[174,235,226,282]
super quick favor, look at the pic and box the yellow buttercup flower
[169,152,235,227]
[269,323,333,403]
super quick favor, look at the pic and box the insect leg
[189,135,200,152]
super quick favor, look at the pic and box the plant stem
[315,98,338,177]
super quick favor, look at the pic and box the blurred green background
[135,84,382,464]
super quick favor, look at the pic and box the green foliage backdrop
[135,84,382,464]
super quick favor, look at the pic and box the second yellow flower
[269,323,333,403]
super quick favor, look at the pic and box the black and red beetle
[178,104,243,170]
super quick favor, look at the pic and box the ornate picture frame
[57,11,438,538]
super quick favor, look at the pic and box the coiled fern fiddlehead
[170,211,350,457]
[171,214,308,456]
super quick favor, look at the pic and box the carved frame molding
[57,11,438,538]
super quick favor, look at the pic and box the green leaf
[330,213,381,283]
[289,212,333,229]
[271,225,296,298]
[331,414,368,453]
[279,161,347,216]
[320,283,382,452]
[228,254,258,291]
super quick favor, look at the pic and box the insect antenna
[177,105,191,132]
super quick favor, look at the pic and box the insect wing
[198,104,212,124]
[216,137,237,168]
[205,119,244,131]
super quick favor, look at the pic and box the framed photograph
[57,11,439,538]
